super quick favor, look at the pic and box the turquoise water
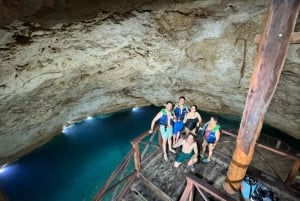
[0,106,160,201]
[0,106,298,201]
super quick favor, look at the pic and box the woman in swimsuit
[201,116,221,163]
[184,105,202,135]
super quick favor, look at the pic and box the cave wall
[0,0,299,164]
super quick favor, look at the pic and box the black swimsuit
[185,118,198,130]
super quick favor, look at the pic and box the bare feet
[164,154,168,161]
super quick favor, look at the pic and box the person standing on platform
[172,96,189,146]
[184,105,202,135]
[200,116,221,163]
[149,101,176,161]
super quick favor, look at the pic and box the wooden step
[128,173,173,201]
[121,191,147,201]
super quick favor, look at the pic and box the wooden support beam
[255,32,300,44]
[179,179,193,201]
[224,0,300,194]
[285,160,300,186]
[131,142,141,172]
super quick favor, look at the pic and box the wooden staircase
[122,173,173,201]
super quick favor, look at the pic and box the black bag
[250,183,278,201]
[241,176,278,201]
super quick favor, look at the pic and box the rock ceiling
[0,0,299,164]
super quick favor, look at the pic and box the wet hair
[186,133,196,141]
[211,116,218,122]
[165,100,174,107]
[179,96,185,100]
[191,105,198,110]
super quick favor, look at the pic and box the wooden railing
[94,127,299,201]
[93,125,162,200]
[221,130,300,186]
[130,125,162,172]
[93,150,135,201]
[179,130,300,201]
[179,174,236,201]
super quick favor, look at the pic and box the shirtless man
[173,134,198,172]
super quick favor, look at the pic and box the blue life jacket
[205,124,220,143]
[159,109,173,126]
[174,105,188,121]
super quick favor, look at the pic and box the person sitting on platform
[200,116,221,163]
[173,134,198,172]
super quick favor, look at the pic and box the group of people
[149,96,221,172]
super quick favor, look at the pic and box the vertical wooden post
[188,183,194,201]
[285,160,300,186]
[179,178,194,201]
[131,142,141,172]
[224,0,300,194]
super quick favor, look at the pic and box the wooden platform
[121,135,300,201]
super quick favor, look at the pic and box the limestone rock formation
[0,0,299,164]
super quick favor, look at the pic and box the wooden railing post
[285,159,300,186]
[224,0,300,194]
[131,142,141,172]
[179,178,194,201]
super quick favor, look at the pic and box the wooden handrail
[222,130,299,161]
[94,128,299,200]
[286,160,300,185]
[131,125,160,144]
[222,130,300,186]
[93,149,134,201]
[116,172,138,201]
[131,125,161,172]
[94,125,162,200]
[131,141,141,172]
[179,174,237,201]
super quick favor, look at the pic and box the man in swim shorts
[149,101,176,161]
[173,96,189,146]
[173,134,198,172]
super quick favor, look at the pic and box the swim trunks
[160,125,173,140]
[175,151,194,163]
[173,121,184,135]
